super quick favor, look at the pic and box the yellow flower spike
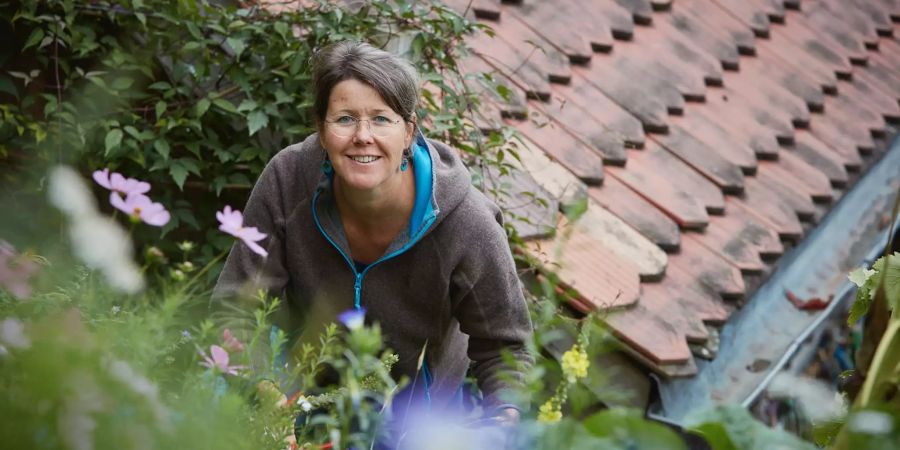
[537,399,562,423]
[560,345,589,383]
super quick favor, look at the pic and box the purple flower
[110,193,171,227]
[216,206,268,257]
[199,345,246,376]
[0,240,39,300]
[338,308,366,330]
[92,169,150,198]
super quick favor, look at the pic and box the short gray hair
[311,41,420,125]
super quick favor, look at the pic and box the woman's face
[320,79,414,193]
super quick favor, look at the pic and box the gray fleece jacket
[213,132,533,413]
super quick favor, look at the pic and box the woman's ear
[405,118,416,148]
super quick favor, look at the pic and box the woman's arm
[451,194,534,415]
[212,149,297,305]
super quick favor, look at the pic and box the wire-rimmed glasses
[324,115,404,137]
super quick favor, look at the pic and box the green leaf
[684,404,817,450]
[104,129,123,155]
[226,36,246,57]
[195,98,211,118]
[872,252,900,312]
[169,163,188,190]
[23,28,45,51]
[155,100,167,120]
[849,267,876,288]
[153,139,170,159]
[583,409,687,450]
[212,98,238,114]
[848,286,874,326]
[237,99,258,112]
[247,110,268,136]
[111,77,134,90]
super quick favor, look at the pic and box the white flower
[57,373,105,450]
[69,215,143,294]
[848,410,894,435]
[107,359,171,431]
[48,166,144,293]
[0,318,30,350]
[48,166,98,220]
[297,395,312,412]
[768,372,847,422]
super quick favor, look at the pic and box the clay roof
[441,0,900,377]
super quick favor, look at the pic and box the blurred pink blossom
[200,345,246,376]
[222,328,244,353]
[110,193,171,227]
[0,241,39,300]
[216,206,268,257]
[92,169,150,198]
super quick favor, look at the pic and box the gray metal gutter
[650,134,900,424]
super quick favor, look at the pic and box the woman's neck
[333,168,416,232]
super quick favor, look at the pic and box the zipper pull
[354,274,362,309]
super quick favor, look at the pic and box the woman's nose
[353,119,375,142]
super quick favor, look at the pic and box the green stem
[174,249,228,298]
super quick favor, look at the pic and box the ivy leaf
[104,129,123,155]
[23,28,44,51]
[226,36,246,57]
[237,99,258,112]
[213,98,238,114]
[195,98,211,118]
[111,77,134,90]
[155,100,167,120]
[153,139,170,159]
[247,110,268,136]
[849,267,875,287]
[169,163,188,190]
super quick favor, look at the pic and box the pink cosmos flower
[216,206,268,257]
[110,193,171,227]
[200,345,246,376]
[92,169,150,198]
[222,328,244,353]
[0,240,40,300]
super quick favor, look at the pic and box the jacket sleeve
[212,150,294,306]
[451,194,534,414]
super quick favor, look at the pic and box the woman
[214,41,532,428]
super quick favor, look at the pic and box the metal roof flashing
[650,134,900,424]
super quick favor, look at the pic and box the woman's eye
[335,116,356,124]
[373,115,392,124]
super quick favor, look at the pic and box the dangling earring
[400,148,410,172]
[321,156,333,175]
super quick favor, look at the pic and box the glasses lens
[328,118,400,137]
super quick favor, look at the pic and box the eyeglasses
[324,115,404,137]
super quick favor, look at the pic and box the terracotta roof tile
[588,181,682,252]
[739,177,805,241]
[724,56,811,128]
[508,0,607,59]
[586,0,636,41]
[800,5,870,64]
[673,234,746,299]
[551,75,646,149]
[775,148,837,202]
[569,64,670,133]
[754,162,818,222]
[791,130,851,187]
[712,0,772,38]
[866,51,900,93]
[649,124,746,194]
[699,87,781,159]
[536,91,629,165]
[612,0,655,25]
[482,12,572,85]
[847,0,896,36]
[510,112,605,185]
[663,109,758,175]
[679,0,757,54]
[527,223,641,310]
[663,7,742,70]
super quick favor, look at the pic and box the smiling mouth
[348,155,381,163]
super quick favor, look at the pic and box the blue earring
[321,157,333,175]
[400,149,410,172]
